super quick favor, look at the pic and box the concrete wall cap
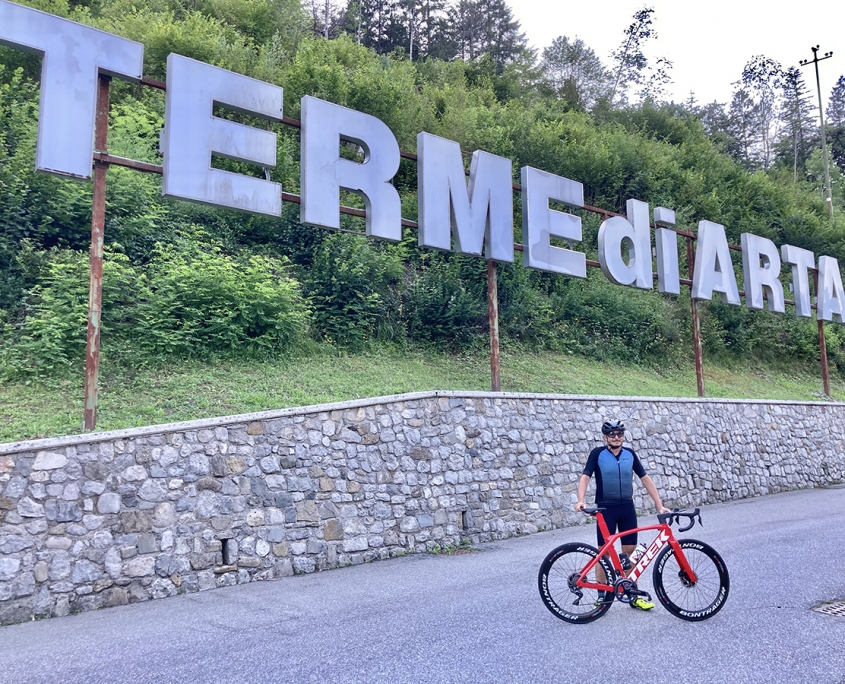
[0,389,840,455]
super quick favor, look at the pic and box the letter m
[417,132,513,262]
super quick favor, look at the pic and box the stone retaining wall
[1,391,843,625]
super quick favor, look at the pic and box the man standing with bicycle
[574,419,671,611]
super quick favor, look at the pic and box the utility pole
[800,46,834,218]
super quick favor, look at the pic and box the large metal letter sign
[520,166,585,277]
[0,0,143,179]
[597,199,652,289]
[162,55,283,215]
[301,96,402,241]
[417,132,514,262]
[691,221,740,304]
[781,245,816,318]
[741,233,785,312]
[654,207,680,295]
[818,256,845,323]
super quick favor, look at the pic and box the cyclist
[574,419,671,611]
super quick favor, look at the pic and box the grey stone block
[33,451,67,471]
[71,560,103,584]
[97,493,121,515]
[0,598,32,626]
[223,539,239,565]
[104,587,129,607]
[152,503,176,528]
[125,556,156,577]
[17,497,44,518]
[34,561,49,583]
[0,536,33,554]
[190,553,217,570]
[138,534,157,554]
[0,557,21,581]
[137,480,167,502]
[46,501,82,523]
[120,510,151,533]
[197,477,222,492]
[48,555,71,581]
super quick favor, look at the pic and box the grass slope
[1,346,840,443]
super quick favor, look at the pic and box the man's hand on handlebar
[658,505,671,514]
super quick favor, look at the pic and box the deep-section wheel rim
[653,539,729,621]
[538,542,615,624]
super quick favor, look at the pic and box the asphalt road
[2,486,845,684]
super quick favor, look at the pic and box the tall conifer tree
[779,66,817,179]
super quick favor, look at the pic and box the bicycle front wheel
[538,542,616,624]
[653,538,729,621]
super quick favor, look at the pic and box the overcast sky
[511,1,845,107]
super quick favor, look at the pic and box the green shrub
[404,264,486,347]
[0,250,90,378]
[495,263,556,347]
[549,273,683,363]
[0,245,310,378]
[306,233,403,348]
[135,244,309,358]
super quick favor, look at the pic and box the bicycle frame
[576,512,697,592]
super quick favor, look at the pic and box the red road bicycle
[538,507,729,623]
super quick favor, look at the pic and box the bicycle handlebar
[580,506,703,532]
[657,508,702,532]
[580,507,604,515]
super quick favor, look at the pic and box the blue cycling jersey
[583,446,646,505]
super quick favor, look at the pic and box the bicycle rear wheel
[538,542,616,624]
[653,538,729,621]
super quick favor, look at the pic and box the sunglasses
[607,431,625,438]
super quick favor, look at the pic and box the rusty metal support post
[812,270,832,396]
[487,259,501,392]
[83,74,111,431]
[686,236,705,398]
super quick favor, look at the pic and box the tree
[396,0,447,60]
[310,0,345,39]
[727,88,760,169]
[426,6,460,60]
[640,56,673,103]
[829,76,845,171]
[476,0,526,70]
[698,100,742,158]
[830,126,845,174]
[608,6,656,104]
[342,0,400,54]
[828,75,845,127]
[539,36,610,110]
[778,66,817,179]
[447,0,526,70]
[741,55,782,168]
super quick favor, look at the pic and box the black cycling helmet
[601,420,625,435]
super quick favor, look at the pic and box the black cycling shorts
[596,501,638,547]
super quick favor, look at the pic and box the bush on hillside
[404,264,486,347]
[306,233,404,348]
[0,245,309,379]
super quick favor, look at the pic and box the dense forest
[2,0,845,383]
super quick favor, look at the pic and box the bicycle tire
[538,542,616,624]
[652,538,729,621]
